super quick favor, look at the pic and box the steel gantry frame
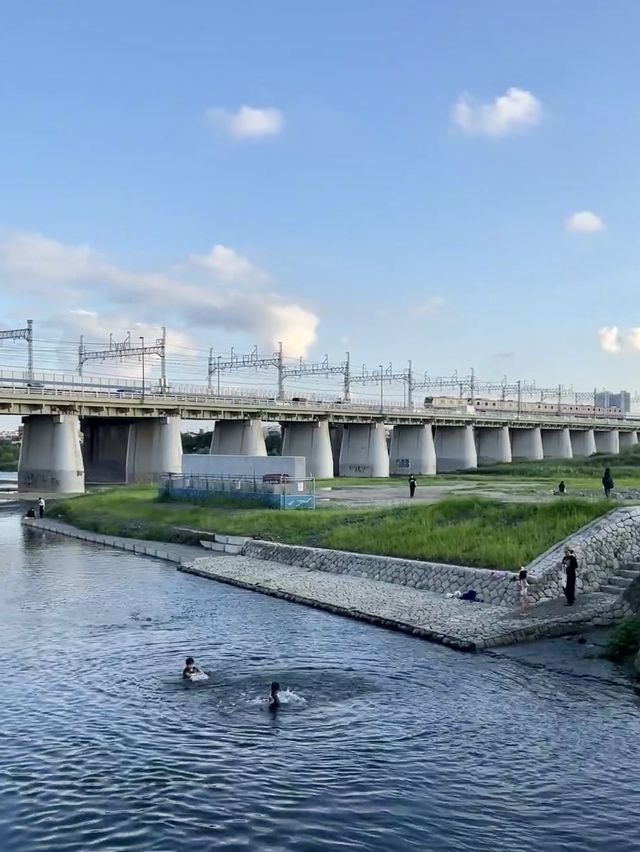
[0,319,33,380]
[208,343,352,401]
[78,327,167,391]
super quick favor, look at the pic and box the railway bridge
[1,382,639,492]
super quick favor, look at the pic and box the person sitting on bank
[25,507,36,519]
[558,480,566,494]
[182,657,200,679]
[602,468,614,498]
[408,475,417,498]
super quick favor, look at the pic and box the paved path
[181,556,622,650]
[22,517,626,651]
[22,517,204,564]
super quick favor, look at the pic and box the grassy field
[51,487,616,570]
[318,447,640,491]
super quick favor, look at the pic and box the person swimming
[268,681,280,709]
[182,657,200,680]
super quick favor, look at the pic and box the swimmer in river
[182,657,200,680]
[268,681,280,710]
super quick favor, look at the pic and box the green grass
[51,487,616,570]
[317,447,640,492]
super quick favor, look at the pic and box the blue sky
[1,0,639,399]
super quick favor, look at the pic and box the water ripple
[1,512,639,851]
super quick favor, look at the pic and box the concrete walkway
[22,517,204,564]
[22,516,628,652]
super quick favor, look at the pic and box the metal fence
[160,473,316,509]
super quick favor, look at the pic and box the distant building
[595,390,631,413]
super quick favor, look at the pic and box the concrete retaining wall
[243,507,640,605]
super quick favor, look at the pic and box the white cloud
[625,328,640,351]
[410,296,444,317]
[0,230,317,358]
[598,326,621,353]
[565,211,604,233]
[189,244,269,283]
[206,106,284,139]
[452,87,542,137]
[598,326,640,354]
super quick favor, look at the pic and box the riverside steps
[21,516,636,651]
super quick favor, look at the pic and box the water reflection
[0,509,639,851]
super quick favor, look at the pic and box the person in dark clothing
[25,507,36,519]
[562,547,577,606]
[602,468,614,498]
[408,475,417,498]
[558,481,566,494]
[268,681,281,710]
[182,657,200,679]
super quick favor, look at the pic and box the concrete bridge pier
[434,425,477,471]
[476,426,511,465]
[541,427,573,459]
[329,426,343,477]
[510,426,544,461]
[18,414,85,493]
[339,422,389,477]
[126,417,183,483]
[82,418,131,483]
[570,429,597,457]
[389,424,436,475]
[210,419,267,456]
[619,431,638,452]
[594,429,620,455]
[281,420,334,479]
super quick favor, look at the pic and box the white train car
[424,396,623,418]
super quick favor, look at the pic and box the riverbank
[50,487,616,569]
[22,516,631,651]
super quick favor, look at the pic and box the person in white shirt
[38,497,45,519]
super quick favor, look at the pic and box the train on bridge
[424,396,625,419]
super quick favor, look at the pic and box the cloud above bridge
[0,229,318,359]
[598,325,640,354]
[452,87,542,137]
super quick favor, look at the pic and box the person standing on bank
[602,468,614,499]
[38,497,45,519]
[408,475,417,498]
[562,546,577,606]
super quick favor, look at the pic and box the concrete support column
[339,423,389,477]
[510,427,544,461]
[594,430,620,455]
[81,419,131,483]
[541,427,573,459]
[476,426,512,466]
[619,431,638,452]
[329,426,343,477]
[570,429,597,457]
[281,420,334,479]
[434,425,477,472]
[210,419,267,456]
[389,424,437,475]
[126,416,182,483]
[18,414,85,493]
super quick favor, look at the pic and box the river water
[1,507,639,852]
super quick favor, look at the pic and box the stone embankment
[243,507,640,607]
[21,515,636,651]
